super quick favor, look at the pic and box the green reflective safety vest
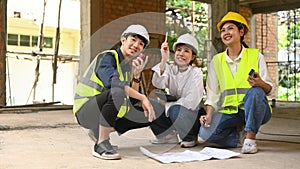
[213,48,259,114]
[73,50,130,118]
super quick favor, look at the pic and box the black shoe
[88,130,118,150]
[92,140,121,160]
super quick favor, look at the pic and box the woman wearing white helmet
[199,11,274,154]
[74,24,163,160]
[150,33,204,148]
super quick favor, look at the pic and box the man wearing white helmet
[73,24,162,160]
[150,33,204,148]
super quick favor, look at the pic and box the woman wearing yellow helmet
[199,11,274,154]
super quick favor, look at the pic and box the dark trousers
[75,89,167,139]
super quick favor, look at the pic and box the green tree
[165,0,208,61]
[278,9,300,50]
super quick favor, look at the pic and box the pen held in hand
[164,32,168,43]
[162,32,169,51]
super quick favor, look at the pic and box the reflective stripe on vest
[73,50,130,118]
[213,48,259,114]
[117,72,130,118]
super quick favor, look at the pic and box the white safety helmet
[173,33,199,55]
[121,24,150,47]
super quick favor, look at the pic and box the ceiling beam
[194,0,212,4]
[194,0,300,14]
[248,1,300,14]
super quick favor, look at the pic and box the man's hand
[132,54,149,78]
[141,97,156,122]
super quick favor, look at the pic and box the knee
[168,105,181,112]
[168,105,184,119]
[246,87,266,100]
[110,88,126,107]
[149,98,165,117]
[199,127,211,140]
[110,88,125,98]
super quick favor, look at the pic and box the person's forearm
[159,59,167,75]
[131,73,141,92]
[124,86,146,101]
[258,80,272,94]
[205,105,214,116]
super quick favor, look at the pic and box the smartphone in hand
[248,69,256,78]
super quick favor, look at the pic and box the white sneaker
[198,136,205,144]
[150,131,179,144]
[241,140,258,154]
[180,139,198,148]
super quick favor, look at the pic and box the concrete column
[211,0,239,53]
[0,0,7,106]
[80,0,91,77]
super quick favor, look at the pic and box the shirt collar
[225,46,245,63]
[116,48,124,62]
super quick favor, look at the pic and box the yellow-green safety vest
[213,48,259,114]
[73,50,130,118]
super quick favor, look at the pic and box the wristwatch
[132,77,141,83]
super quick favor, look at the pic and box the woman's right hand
[160,42,169,61]
[200,115,211,127]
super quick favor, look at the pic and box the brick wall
[239,7,252,46]
[240,7,278,99]
[255,13,278,98]
[88,0,166,95]
[100,0,165,23]
[90,0,166,54]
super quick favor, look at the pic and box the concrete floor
[0,102,299,169]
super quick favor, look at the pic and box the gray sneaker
[92,140,121,160]
[150,131,179,144]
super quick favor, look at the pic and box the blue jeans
[150,104,200,141]
[199,87,272,148]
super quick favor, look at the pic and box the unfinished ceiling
[197,0,300,14]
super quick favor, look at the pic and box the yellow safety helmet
[217,11,250,34]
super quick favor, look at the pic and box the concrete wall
[80,0,167,95]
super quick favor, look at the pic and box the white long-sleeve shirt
[152,63,204,113]
[205,47,275,110]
